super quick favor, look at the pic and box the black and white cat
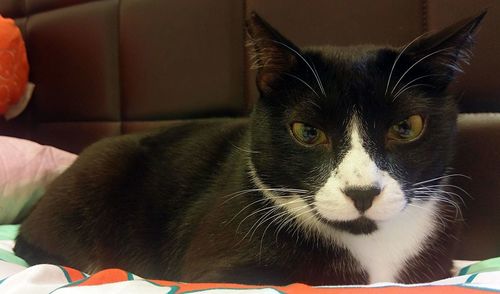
[15,12,485,285]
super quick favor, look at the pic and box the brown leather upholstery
[0,0,498,260]
[0,0,247,150]
[454,114,500,260]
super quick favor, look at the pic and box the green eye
[290,122,328,146]
[387,115,424,141]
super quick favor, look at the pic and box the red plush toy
[0,15,29,119]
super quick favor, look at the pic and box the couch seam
[23,0,27,17]
[421,0,429,32]
[242,0,250,111]
[23,0,34,142]
[25,0,106,16]
[117,0,123,135]
[31,113,500,124]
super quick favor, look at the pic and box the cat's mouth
[315,212,378,234]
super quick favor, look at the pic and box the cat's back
[15,117,250,274]
[37,117,249,202]
[34,117,250,204]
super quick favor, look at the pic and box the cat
[14,11,485,285]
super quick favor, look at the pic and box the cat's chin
[319,216,378,235]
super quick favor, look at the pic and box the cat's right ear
[402,11,486,89]
[246,12,298,95]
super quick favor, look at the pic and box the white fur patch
[339,200,438,283]
[315,119,406,222]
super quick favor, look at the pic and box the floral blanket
[1,225,499,294]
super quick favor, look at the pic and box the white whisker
[412,174,471,186]
[390,47,454,95]
[246,203,287,242]
[412,193,462,218]
[229,142,260,154]
[310,61,324,96]
[392,73,443,99]
[421,184,472,199]
[259,208,298,257]
[273,204,316,242]
[239,197,308,239]
[227,198,272,225]
[284,73,320,98]
[221,188,309,204]
[392,84,434,101]
[385,33,428,96]
[412,188,467,207]
[271,40,326,96]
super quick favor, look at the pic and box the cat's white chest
[339,200,438,284]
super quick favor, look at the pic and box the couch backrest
[1,0,499,151]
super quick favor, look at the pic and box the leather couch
[0,0,498,262]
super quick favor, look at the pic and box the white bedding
[1,230,499,294]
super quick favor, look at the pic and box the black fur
[15,12,485,285]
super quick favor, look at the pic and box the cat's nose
[343,186,381,212]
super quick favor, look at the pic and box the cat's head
[246,12,485,235]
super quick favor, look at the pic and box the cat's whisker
[237,197,308,227]
[413,189,466,207]
[221,187,309,204]
[284,73,320,98]
[290,210,316,244]
[390,47,455,96]
[268,211,290,242]
[392,73,444,99]
[228,194,315,226]
[310,61,324,96]
[411,189,467,207]
[304,99,322,111]
[275,205,316,243]
[250,196,316,248]
[409,180,471,207]
[235,204,283,233]
[415,199,462,220]
[437,190,467,206]
[274,211,299,243]
[238,206,282,243]
[414,184,472,199]
[229,142,261,154]
[303,213,322,247]
[293,211,314,239]
[412,193,462,219]
[431,191,466,209]
[385,33,428,96]
[238,197,309,240]
[392,84,434,101]
[411,203,459,224]
[270,39,326,96]
[259,208,300,257]
[228,197,273,225]
[247,203,294,242]
[412,173,471,186]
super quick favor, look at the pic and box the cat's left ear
[246,12,299,95]
[405,10,486,86]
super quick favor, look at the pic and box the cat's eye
[290,122,328,146]
[387,115,424,142]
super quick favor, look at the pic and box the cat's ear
[405,11,486,86]
[246,12,298,95]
